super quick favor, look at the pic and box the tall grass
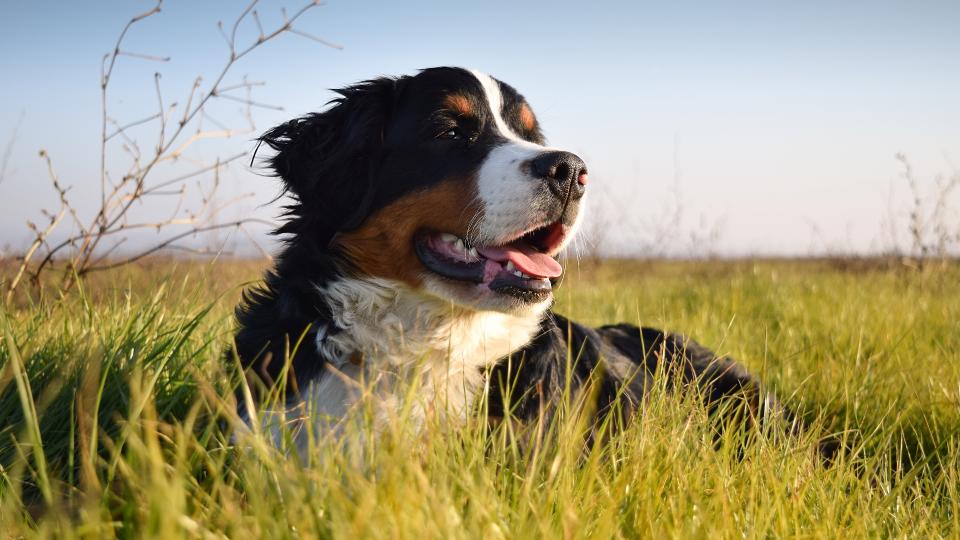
[1,259,958,537]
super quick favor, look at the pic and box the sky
[1,0,959,257]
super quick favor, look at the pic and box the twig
[86,220,272,273]
[287,28,343,50]
[116,51,171,62]
[105,113,162,141]
[212,93,284,111]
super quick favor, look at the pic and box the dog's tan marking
[334,179,480,287]
[443,93,474,117]
[518,103,536,132]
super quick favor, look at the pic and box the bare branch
[101,1,163,88]
[894,153,960,267]
[5,208,64,304]
[216,80,266,94]
[116,50,171,62]
[180,77,203,128]
[212,92,284,111]
[7,0,331,299]
[252,10,265,38]
[99,0,163,224]
[39,150,85,233]
[142,153,245,195]
[84,220,271,273]
[287,28,343,50]
[105,113,162,141]
[154,72,167,153]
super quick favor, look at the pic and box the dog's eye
[440,128,463,140]
[438,127,478,142]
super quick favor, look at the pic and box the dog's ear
[257,76,406,243]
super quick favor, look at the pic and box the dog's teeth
[454,238,466,253]
[467,247,478,258]
[513,270,523,278]
[505,261,516,271]
[440,233,457,244]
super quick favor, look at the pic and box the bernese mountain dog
[234,67,806,452]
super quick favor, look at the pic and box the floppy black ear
[257,76,406,244]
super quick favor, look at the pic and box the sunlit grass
[1,259,958,537]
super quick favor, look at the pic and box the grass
[1,258,959,537]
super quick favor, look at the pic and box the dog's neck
[315,276,545,412]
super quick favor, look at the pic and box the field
[1,258,959,537]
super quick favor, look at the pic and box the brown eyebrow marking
[519,103,536,131]
[443,93,474,117]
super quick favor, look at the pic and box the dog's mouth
[414,221,567,301]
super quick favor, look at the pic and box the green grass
[1,258,959,537]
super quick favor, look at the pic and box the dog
[234,67,803,451]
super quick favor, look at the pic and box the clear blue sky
[2,0,958,256]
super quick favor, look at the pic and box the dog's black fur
[235,67,817,453]
[487,314,768,427]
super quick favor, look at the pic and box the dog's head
[260,67,587,314]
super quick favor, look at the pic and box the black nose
[530,151,588,201]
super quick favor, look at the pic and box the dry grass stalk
[895,153,960,269]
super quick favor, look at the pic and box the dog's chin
[421,273,555,316]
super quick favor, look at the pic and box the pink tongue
[475,242,562,279]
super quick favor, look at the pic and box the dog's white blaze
[470,69,532,144]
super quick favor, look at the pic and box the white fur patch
[250,275,545,451]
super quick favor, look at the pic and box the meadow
[1,258,958,538]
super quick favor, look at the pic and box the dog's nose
[531,151,588,201]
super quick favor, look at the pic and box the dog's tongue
[476,242,562,279]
